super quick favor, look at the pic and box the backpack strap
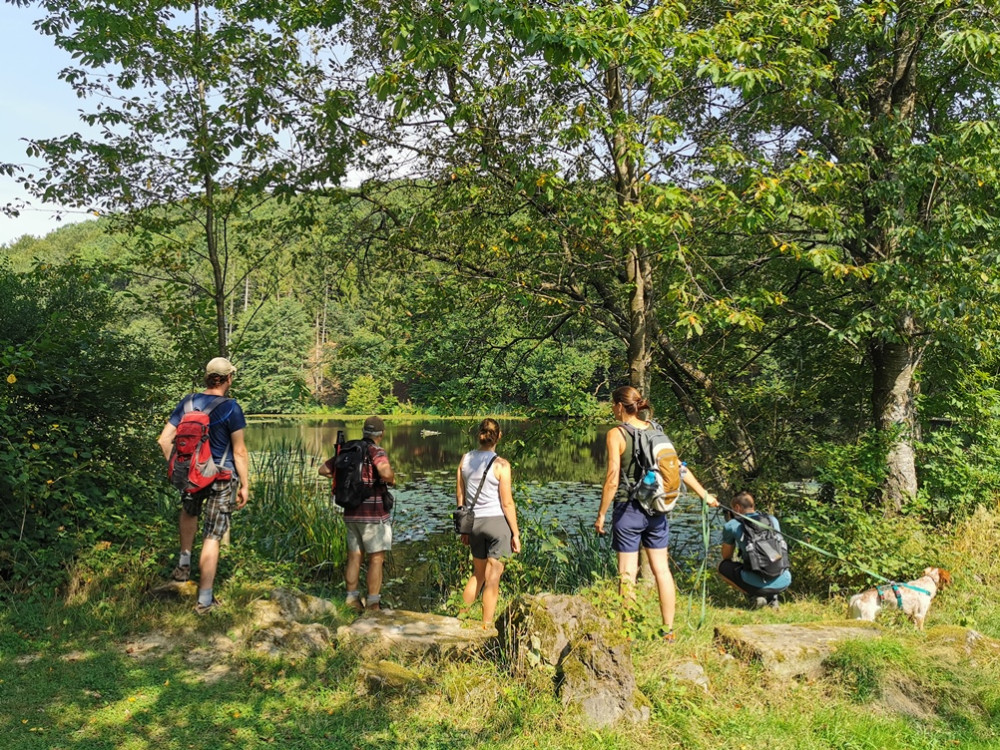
[463,454,498,512]
[196,395,232,467]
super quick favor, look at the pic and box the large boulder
[497,594,649,728]
[714,622,883,679]
[336,608,496,661]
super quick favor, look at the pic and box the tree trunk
[870,321,922,514]
[194,0,227,357]
[605,63,651,396]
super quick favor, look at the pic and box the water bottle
[642,468,658,488]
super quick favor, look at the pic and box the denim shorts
[181,478,238,542]
[611,500,669,553]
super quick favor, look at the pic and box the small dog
[847,567,951,630]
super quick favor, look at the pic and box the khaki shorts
[345,521,392,554]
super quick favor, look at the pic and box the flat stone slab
[337,609,496,661]
[714,622,883,679]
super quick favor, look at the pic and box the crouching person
[718,491,791,610]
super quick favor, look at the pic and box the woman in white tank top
[456,418,520,627]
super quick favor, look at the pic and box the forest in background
[3,0,1000,590]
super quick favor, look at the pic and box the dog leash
[713,500,932,597]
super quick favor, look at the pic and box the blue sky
[0,3,93,246]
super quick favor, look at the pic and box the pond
[246,416,722,549]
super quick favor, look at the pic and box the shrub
[0,260,172,593]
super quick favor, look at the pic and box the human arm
[721,542,735,561]
[681,466,719,507]
[375,455,395,486]
[157,422,176,461]
[455,458,466,507]
[496,458,520,554]
[318,456,334,478]
[231,428,250,509]
[595,427,625,535]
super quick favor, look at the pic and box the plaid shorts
[181,478,238,542]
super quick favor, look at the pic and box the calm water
[246,416,720,551]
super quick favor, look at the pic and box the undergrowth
[3,502,1000,748]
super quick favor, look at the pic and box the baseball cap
[362,415,385,435]
[206,357,237,376]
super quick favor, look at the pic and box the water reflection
[247,417,719,547]
[246,417,607,485]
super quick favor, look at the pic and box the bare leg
[345,550,363,593]
[463,557,488,606]
[199,538,221,591]
[617,550,640,610]
[179,509,198,556]
[644,546,675,629]
[481,558,505,624]
[366,551,385,598]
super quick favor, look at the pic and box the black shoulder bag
[453,454,498,534]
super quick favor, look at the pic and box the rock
[714,622,883,679]
[497,593,612,671]
[268,588,336,622]
[149,579,198,600]
[249,622,333,658]
[672,661,710,693]
[558,631,650,728]
[498,594,648,728]
[359,659,425,695]
[248,588,336,629]
[336,608,495,661]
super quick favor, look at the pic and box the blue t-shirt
[722,513,792,592]
[168,393,247,471]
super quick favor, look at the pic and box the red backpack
[167,395,233,493]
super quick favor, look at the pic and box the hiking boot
[194,597,221,615]
[749,596,768,610]
[658,628,676,643]
[345,596,364,613]
[171,564,191,582]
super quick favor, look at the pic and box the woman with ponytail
[595,386,718,641]
[456,418,521,627]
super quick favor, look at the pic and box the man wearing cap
[325,415,395,611]
[157,357,249,614]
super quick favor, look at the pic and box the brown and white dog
[847,567,952,630]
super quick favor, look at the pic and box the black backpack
[738,514,790,578]
[332,438,373,510]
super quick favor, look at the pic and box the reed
[243,440,347,574]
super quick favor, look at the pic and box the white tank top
[461,450,503,518]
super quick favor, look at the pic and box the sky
[0,3,94,246]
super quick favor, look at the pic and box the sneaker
[194,597,221,615]
[170,564,191,582]
[749,596,767,610]
[767,596,780,610]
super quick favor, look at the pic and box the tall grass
[243,441,346,576]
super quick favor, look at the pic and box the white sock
[366,594,381,606]
[198,588,214,606]
[346,590,360,602]
[179,551,192,567]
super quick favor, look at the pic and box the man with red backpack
[157,357,249,614]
